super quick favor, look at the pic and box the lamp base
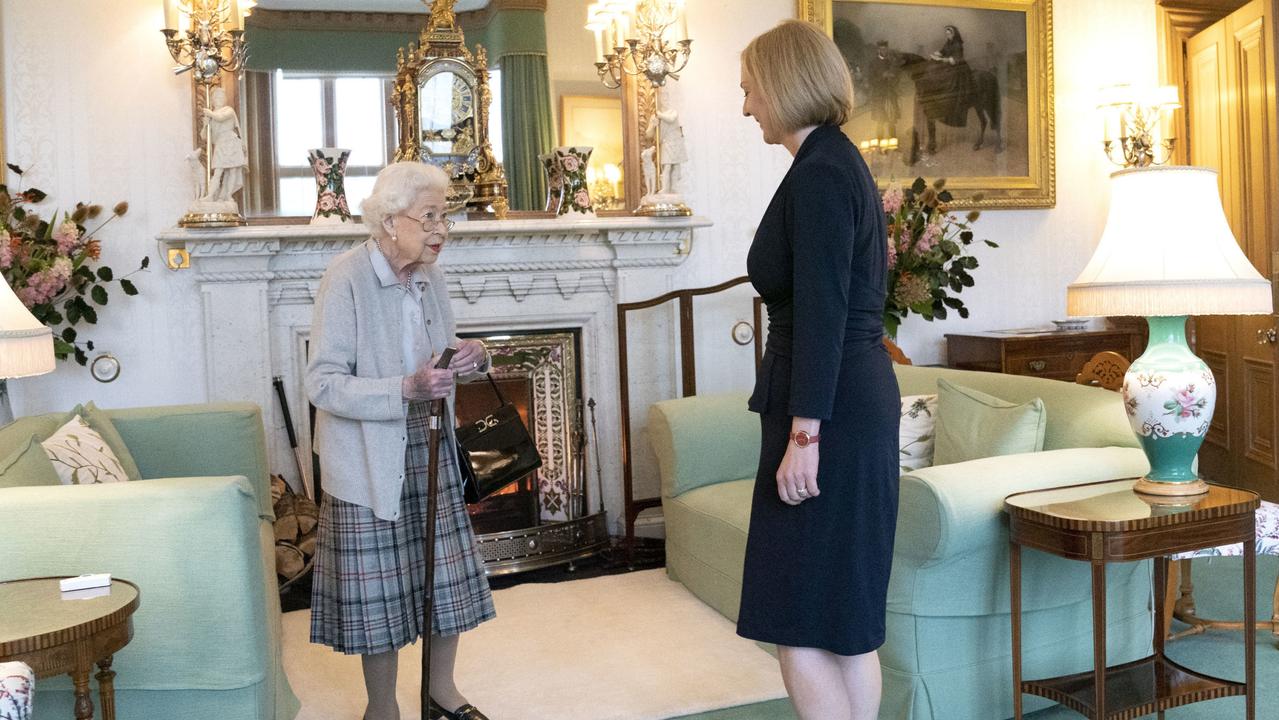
[1133,477,1209,497]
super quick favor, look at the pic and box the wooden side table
[1005,480,1257,719]
[0,577,140,720]
[945,329,1142,382]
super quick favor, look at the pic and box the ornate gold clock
[392,0,507,215]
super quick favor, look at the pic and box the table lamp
[1067,166,1272,497]
[0,274,55,425]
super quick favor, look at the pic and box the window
[252,70,397,217]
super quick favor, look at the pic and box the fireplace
[158,215,708,554]
[455,330,608,574]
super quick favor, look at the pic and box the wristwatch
[789,430,820,448]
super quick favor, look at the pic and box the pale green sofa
[0,403,299,720]
[650,364,1155,720]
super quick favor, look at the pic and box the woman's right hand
[402,365,454,401]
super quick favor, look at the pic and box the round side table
[0,577,140,720]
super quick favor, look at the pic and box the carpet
[283,568,787,720]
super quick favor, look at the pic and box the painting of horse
[896,51,1004,163]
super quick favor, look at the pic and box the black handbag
[454,374,542,504]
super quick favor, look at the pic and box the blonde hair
[741,20,853,134]
[361,162,450,236]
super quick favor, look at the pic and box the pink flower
[561,155,581,173]
[574,189,591,209]
[312,156,332,177]
[317,191,336,212]
[54,220,80,254]
[917,221,942,252]
[886,234,897,269]
[882,186,903,214]
[337,195,350,214]
[0,240,11,270]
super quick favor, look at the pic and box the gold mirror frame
[799,0,1055,209]
[393,0,507,215]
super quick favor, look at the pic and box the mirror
[238,0,638,219]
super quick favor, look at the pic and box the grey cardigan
[306,240,480,521]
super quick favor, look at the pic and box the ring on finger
[796,487,808,496]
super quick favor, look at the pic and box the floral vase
[553,146,594,218]
[308,148,352,225]
[539,152,564,214]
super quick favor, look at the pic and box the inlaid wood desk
[1005,480,1257,719]
[0,577,140,720]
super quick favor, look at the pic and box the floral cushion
[1170,500,1279,559]
[0,662,33,720]
[40,414,130,485]
[899,394,938,472]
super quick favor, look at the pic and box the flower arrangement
[882,177,997,339]
[0,165,147,365]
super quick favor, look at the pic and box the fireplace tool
[421,346,456,720]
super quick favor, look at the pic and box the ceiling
[255,0,490,12]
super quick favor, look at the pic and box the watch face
[793,431,810,447]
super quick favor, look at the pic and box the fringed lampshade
[1067,165,1272,497]
[0,274,55,424]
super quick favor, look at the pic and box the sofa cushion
[649,393,757,497]
[73,402,143,481]
[0,435,60,489]
[41,414,131,485]
[933,379,1046,465]
[899,394,938,472]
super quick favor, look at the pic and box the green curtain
[500,53,554,211]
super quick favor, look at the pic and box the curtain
[500,53,554,211]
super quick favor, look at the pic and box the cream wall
[3,0,1160,416]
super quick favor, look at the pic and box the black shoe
[429,698,491,720]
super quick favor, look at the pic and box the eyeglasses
[400,211,454,233]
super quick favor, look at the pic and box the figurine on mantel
[181,86,247,227]
[637,86,692,217]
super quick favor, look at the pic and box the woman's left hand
[448,339,488,374]
[776,444,820,506]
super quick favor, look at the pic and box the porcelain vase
[553,146,594,218]
[308,148,352,225]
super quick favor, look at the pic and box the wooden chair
[1074,350,1279,643]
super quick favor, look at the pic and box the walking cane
[421,347,456,720]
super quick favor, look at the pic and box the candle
[675,0,689,41]
[163,0,177,30]
[614,14,629,47]
[593,27,604,62]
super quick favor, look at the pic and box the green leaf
[23,188,47,203]
[985,240,999,248]
[91,285,108,305]
[937,190,953,203]
[96,266,113,281]
[45,309,63,325]
[942,297,964,309]
[82,304,97,323]
[120,279,138,295]
[66,300,81,324]
[74,347,88,366]
[75,265,94,281]
[53,338,73,356]
[911,177,927,194]
[61,327,76,343]
[86,340,94,351]
[960,230,973,242]
[140,256,150,269]
[933,305,948,320]
[958,307,970,319]
[6,163,23,176]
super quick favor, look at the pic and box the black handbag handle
[478,373,509,407]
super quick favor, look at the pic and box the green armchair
[0,403,299,720]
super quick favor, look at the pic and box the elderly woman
[307,161,493,720]
[738,20,899,720]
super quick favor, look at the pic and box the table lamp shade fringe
[0,327,54,379]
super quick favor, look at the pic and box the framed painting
[799,0,1054,208]
[559,94,626,211]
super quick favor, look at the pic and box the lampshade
[1067,166,1272,317]
[0,274,55,380]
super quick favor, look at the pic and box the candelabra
[587,1,692,216]
[590,1,691,89]
[1098,84,1179,168]
[162,0,252,227]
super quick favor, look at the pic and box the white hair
[361,162,451,236]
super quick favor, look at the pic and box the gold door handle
[1028,360,1047,372]
[1258,328,1278,345]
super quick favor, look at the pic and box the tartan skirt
[310,401,496,655]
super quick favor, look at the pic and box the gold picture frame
[799,0,1054,208]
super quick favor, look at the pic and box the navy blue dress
[736,124,901,656]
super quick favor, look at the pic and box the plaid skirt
[310,401,496,655]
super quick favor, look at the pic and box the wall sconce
[1097,84,1180,168]
[161,0,251,84]
[587,0,691,89]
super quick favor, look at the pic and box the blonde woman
[307,161,493,720]
[738,20,900,720]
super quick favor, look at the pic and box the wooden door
[1187,0,1279,499]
